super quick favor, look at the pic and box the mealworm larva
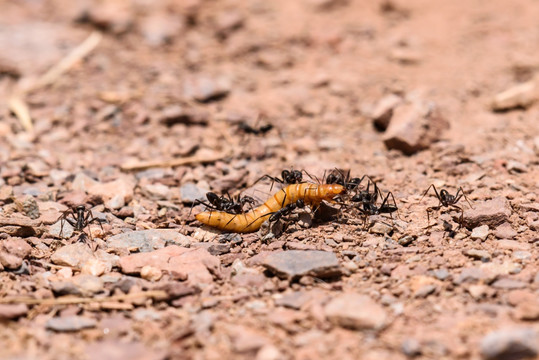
[195,183,345,233]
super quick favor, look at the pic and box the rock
[231,273,266,288]
[0,185,13,202]
[256,345,284,360]
[401,338,422,357]
[0,304,28,320]
[414,284,437,298]
[71,172,98,192]
[371,94,403,131]
[81,258,107,276]
[155,282,198,300]
[383,101,449,155]
[14,195,40,219]
[105,194,125,210]
[325,293,387,330]
[491,81,537,111]
[496,240,531,251]
[71,274,104,296]
[183,75,231,103]
[491,278,527,290]
[463,249,491,262]
[87,177,135,203]
[369,221,393,235]
[262,250,341,279]
[506,160,527,173]
[140,265,163,281]
[140,12,183,47]
[85,341,167,360]
[157,105,208,127]
[494,222,517,239]
[191,242,230,255]
[463,197,512,229]
[0,238,32,269]
[140,183,172,200]
[513,251,532,262]
[274,291,312,310]
[48,219,75,239]
[228,325,270,353]
[119,245,220,284]
[471,225,489,241]
[514,302,539,321]
[94,249,119,271]
[107,229,191,253]
[180,183,207,203]
[46,316,97,332]
[480,327,538,360]
[51,243,94,269]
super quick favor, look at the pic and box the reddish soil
[0,0,538,359]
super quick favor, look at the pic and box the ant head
[440,189,449,198]
[326,174,337,184]
[291,170,302,178]
[281,169,291,178]
[76,205,86,211]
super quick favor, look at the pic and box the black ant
[356,191,399,229]
[420,185,472,230]
[197,192,256,214]
[255,169,304,191]
[269,199,305,223]
[238,122,273,135]
[58,205,103,241]
[325,169,367,191]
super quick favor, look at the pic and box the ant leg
[420,184,437,203]
[450,204,464,229]
[455,187,473,208]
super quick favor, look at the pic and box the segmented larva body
[195,183,345,233]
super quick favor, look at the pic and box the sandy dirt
[0,0,538,359]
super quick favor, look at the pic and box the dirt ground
[0,0,538,359]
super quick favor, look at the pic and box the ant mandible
[420,185,472,230]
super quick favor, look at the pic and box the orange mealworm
[195,183,345,233]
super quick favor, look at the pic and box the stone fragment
[274,291,312,310]
[71,274,104,296]
[0,304,28,320]
[325,293,387,330]
[140,265,163,282]
[48,220,74,239]
[81,258,107,277]
[119,245,220,284]
[491,81,537,111]
[401,338,422,357]
[140,183,172,200]
[87,341,167,360]
[383,101,449,155]
[494,222,517,239]
[87,177,135,203]
[46,316,97,332]
[480,327,538,360]
[371,94,403,131]
[51,243,94,269]
[183,75,231,103]
[0,238,32,269]
[262,250,340,280]
[471,225,489,241]
[463,249,491,262]
[191,242,230,255]
[228,325,269,353]
[14,195,40,219]
[180,183,207,203]
[140,12,183,47]
[491,278,527,290]
[107,229,191,253]
[463,197,511,228]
